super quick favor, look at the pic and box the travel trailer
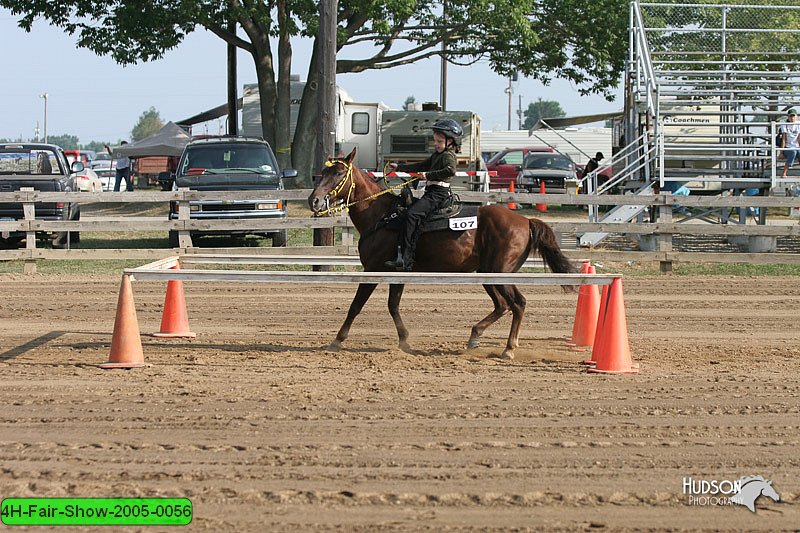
[241,83,482,173]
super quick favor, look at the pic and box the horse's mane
[739,475,767,486]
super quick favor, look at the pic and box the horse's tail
[529,218,577,280]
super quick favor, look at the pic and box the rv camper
[241,83,482,180]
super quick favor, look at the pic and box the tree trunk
[313,0,337,262]
[274,0,292,170]
[244,29,276,148]
[291,42,320,189]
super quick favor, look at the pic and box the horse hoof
[326,340,342,352]
[499,351,515,360]
[399,341,414,354]
[466,338,480,349]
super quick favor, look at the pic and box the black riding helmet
[431,118,463,143]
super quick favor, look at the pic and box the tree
[404,95,417,111]
[1,0,628,187]
[522,98,566,130]
[83,140,117,154]
[47,134,80,150]
[131,107,164,141]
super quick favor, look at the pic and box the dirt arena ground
[1,272,798,531]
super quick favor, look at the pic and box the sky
[1,8,622,145]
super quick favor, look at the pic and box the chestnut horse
[308,148,575,359]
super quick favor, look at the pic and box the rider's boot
[385,247,413,271]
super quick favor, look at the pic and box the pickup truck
[0,143,81,248]
[165,137,297,247]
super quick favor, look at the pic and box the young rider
[384,118,462,271]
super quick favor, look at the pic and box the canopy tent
[113,122,191,158]
[528,112,622,133]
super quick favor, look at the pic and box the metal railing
[625,1,800,193]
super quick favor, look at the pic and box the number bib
[448,216,477,231]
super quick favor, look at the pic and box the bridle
[314,159,357,217]
[314,159,421,217]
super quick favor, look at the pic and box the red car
[485,147,556,189]
[63,150,91,166]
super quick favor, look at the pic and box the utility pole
[313,0,337,259]
[40,93,48,143]
[518,95,523,130]
[226,21,238,136]
[505,78,512,130]
[439,0,448,110]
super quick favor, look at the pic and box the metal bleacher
[581,1,800,247]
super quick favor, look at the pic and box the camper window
[351,113,370,135]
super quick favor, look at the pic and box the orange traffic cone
[589,278,638,374]
[100,275,146,369]
[535,181,548,212]
[567,262,591,346]
[507,181,517,210]
[583,284,609,365]
[153,265,196,338]
[569,264,601,349]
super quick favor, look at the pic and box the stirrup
[384,257,413,271]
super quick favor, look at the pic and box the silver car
[516,152,577,195]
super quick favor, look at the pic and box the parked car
[516,151,578,195]
[486,147,557,189]
[63,149,92,166]
[90,160,117,191]
[74,166,103,192]
[0,143,81,248]
[166,137,297,247]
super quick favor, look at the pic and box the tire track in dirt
[1,273,799,530]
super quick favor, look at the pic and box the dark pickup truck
[165,137,297,247]
[0,143,81,248]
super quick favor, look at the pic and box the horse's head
[761,480,780,502]
[308,147,357,216]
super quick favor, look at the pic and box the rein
[315,159,420,217]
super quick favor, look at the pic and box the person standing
[579,151,605,194]
[780,109,800,178]
[113,141,133,191]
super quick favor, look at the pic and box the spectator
[781,109,800,178]
[113,141,133,191]
[580,151,605,181]
[579,151,604,194]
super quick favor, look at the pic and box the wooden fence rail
[1,189,800,269]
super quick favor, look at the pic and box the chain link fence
[640,2,800,56]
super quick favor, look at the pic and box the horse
[730,476,780,512]
[307,148,576,360]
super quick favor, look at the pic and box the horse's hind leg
[388,284,412,353]
[467,284,510,349]
[499,285,526,360]
[329,283,377,351]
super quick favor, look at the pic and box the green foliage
[47,134,80,149]
[522,98,566,129]
[131,107,164,141]
[404,95,417,110]
[0,0,628,175]
[83,140,116,154]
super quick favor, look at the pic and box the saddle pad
[422,205,480,233]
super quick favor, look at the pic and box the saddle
[377,185,479,234]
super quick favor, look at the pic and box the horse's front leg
[329,283,377,351]
[388,283,412,353]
